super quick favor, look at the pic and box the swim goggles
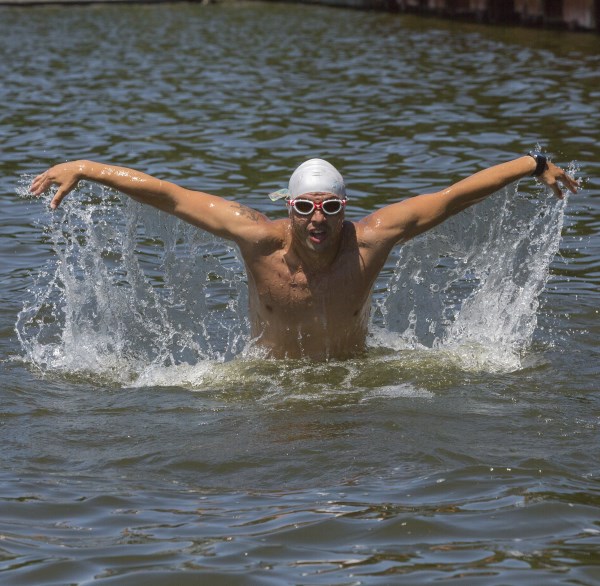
[286,198,346,216]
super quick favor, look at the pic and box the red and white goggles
[286,198,346,216]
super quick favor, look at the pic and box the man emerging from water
[30,154,577,360]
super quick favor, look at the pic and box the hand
[538,160,579,200]
[30,161,87,209]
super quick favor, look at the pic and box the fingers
[561,171,580,194]
[50,189,65,210]
[541,161,579,199]
[29,164,80,209]
[553,170,578,199]
[550,182,564,200]
[50,183,75,210]
[30,171,50,196]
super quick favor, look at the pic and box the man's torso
[241,220,390,359]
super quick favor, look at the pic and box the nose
[311,208,327,222]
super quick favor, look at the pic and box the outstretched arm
[359,155,578,247]
[30,160,271,244]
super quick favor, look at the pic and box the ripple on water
[1,3,599,586]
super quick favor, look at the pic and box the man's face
[289,192,346,253]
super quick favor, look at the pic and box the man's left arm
[359,155,578,246]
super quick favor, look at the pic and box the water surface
[1,3,599,584]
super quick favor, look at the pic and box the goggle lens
[322,200,344,214]
[294,200,316,214]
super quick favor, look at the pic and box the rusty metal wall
[394,0,597,29]
[3,0,598,31]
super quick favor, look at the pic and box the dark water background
[1,3,599,584]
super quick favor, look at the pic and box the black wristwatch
[528,151,547,176]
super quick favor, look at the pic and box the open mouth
[309,228,327,244]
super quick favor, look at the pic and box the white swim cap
[269,158,346,201]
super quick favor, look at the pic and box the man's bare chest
[248,250,370,314]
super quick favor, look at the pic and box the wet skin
[30,157,578,360]
[243,193,384,360]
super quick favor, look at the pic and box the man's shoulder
[260,217,289,241]
[346,218,398,273]
[239,218,289,256]
[347,219,378,250]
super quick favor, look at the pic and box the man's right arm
[30,160,271,244]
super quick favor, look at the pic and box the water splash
[16,183,248,384]
[372,180,570,372]
[16,177,569,383]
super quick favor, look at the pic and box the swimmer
[30,154,578,360]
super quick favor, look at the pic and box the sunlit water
[1,3,599,585]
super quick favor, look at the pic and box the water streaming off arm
[16,175,570,382]
[16,183,249,383]
[372,179,571,371]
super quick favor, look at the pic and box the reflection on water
[1,3,599,585]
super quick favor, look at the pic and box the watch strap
[528,151,547,176]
